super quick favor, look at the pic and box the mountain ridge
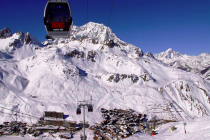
[0,22,210,126]
[154,48,210,80]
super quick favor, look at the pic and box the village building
[103,133,113,140]
[0,131,4,136]
[94,134,103,140]
[35,125,66,133]
[90,108,159,139]
[3,122,9,126]
[44,111,64,119]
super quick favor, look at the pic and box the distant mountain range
[154,48,210,81]
[0,22,210,126]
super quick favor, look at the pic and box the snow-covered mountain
[0,22,210,129]
[0,28,42,60]
[154,48,210,81]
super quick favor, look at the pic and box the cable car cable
[86,0,88,23]
[0,111,38,120]
[0,110,16,116]
[89,0,115,97]
[76,0,114,113]
[0,106,40,119]
[77,0,89,102]
[0,106,39,118]
[108,0,115,27]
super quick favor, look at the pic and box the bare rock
[17,31,24,36]
[104,39,115,48]
[9,39,21,47]
[24,32,32,44]
[120,74,127,81]
[79,36,88,42]
[0,27,12,38]
[107,74,120,83]
[130,74,139,83]
[92,39,99,44]
[87,51,96,62]
[65,49,84,58]
[134,48,144,57]
[144,52,155,59]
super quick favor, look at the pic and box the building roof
[35,125,59,130]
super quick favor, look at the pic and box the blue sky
[0,0,209,55]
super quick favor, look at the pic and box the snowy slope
[154,48,210,80]
[0,22,210,134]
[0,30,42,61]
[124,116,210,140]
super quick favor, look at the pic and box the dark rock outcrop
[9,39,21,48]
[70,36,75,41]
[107,74,120,83]
[107,74,139,83]
[106,40,115,48]
[65,49,84,58]
[144,52,155,59]
[17,31,24,36]
[0,27,12,38]
[104,39,120,48]
[120,74,127,80]
[24,32,32,44]
[87,51,96,62]
[92,39,99,44]
[139,73,155,82]
[79,36,88,42]
[134,48,143,57]
[130,74,139,83]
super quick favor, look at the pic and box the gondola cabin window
[45,3,70,31]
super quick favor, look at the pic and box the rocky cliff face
[0,28,42,60]
[0,27,12,38]
[24,32,32,44]
[144,52,155,59]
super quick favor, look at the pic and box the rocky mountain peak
[71,22,117,44]
[154,48,182,60]
[1,22,210,128]
[165,48,182,59]
[0,27,12,38]
[144,52,155,58]
[199,53,210,57]
[24,32,32,44]
[166,48,173,52]
[154,48,210,81]
[17,31,24,36]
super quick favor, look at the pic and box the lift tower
[76,99,93,140]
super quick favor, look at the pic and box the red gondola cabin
[76,108,81,115]
[88,105,93,112]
